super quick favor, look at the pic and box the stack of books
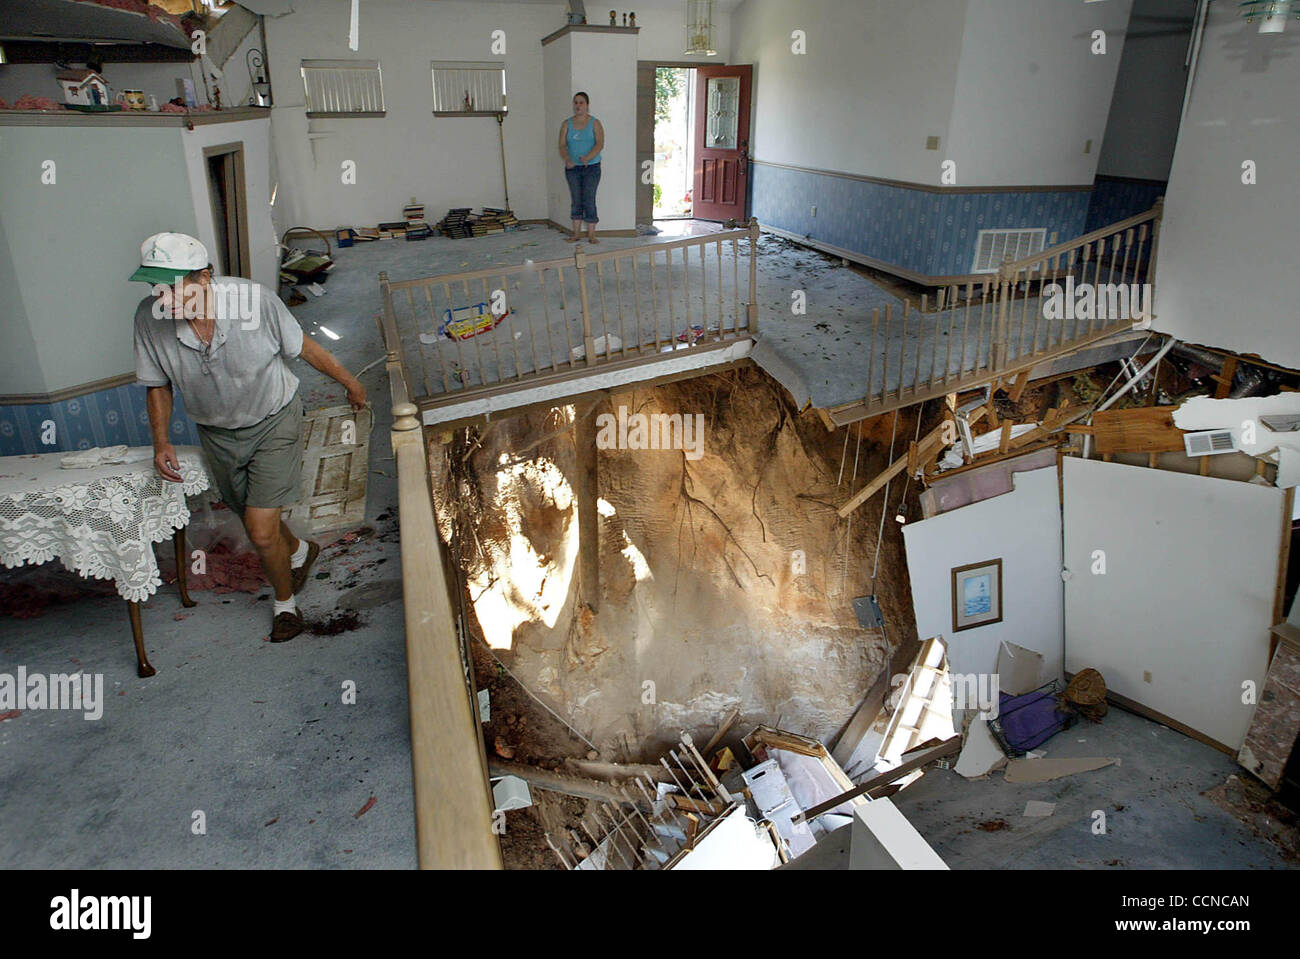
[437,208,473,239]
[403,203,432,240]
[481,207,519,229]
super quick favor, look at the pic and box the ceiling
[0,0,192,48]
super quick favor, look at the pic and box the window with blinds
[432,62,507,115]
[301,59,385,117]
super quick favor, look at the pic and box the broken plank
[999,421,1013,454]
[839,406,987,517]
[1091,406,1185,454]
[1007,369,1031,402]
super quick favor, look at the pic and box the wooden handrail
[1001,200,1163,276]
[391,401,503,869]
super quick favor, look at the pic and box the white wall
[181,118,279,291]
[544,34,574,226]
[264,0,563,230]
[1153,2,1300,371]
[903,467,1065,684]
[947,0,1134,187]
[1062,458,1283,749]
[0,124,197,393]
[1095,0,1192,181]
[730,0,967,185]
[631,0,733,62]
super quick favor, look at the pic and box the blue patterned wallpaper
[752,162,1094,278]
[0,382,199,457]
[1084,176,1166,235]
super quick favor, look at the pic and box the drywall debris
[1004,757,1119,783]
[997,641,1044,696]
[1023,800,1056,817]
[955,717,1008,778]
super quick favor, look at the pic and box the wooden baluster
[504,273,527,379]
[574,247,597,367]
[748,218,760,334]
[732,236,740,336]
[976,279,989,375]
[539,269,557,373]
[866,308,879,403]
[556,265,576,367]
[716,239,724,340]
[613,258,629,358]
[404,287,432,396]
[481,276,505,382]
[595,259,612,361]
[881,304,891,404]
[944,285,957,385]
[898,300,910,403]
[421,286,449,393]
[650,250,663,352]
[631,253,645,352]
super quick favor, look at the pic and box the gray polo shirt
[133,276,304,429]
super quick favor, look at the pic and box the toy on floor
[435,302,511,341]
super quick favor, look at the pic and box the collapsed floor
[431,366,926,766]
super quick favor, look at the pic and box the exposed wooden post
[391,401,502,869]
[574,245,597,365]
[748,217,761,334]
[575,403,601,611]
[1147,196,1164,288]
[993,257,1012,371]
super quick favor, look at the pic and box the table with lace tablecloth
[0,447,211,677]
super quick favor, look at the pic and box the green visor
[129,264,193,284]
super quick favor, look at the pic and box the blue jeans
[565,162,601,224]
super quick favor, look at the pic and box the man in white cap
[130,232,366,643]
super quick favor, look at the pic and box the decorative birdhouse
[56,70,110,107]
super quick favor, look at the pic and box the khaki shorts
[196,397,303,515]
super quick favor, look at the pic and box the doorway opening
[653,66,696,219]
[203,142,251,278]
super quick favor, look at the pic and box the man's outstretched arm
[299,335,367,412]
[146,384,184,482]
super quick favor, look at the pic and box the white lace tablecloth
[0,447,210,603]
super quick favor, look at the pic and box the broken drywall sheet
[1023,800,1056,817]
[955,718,1008,778]
[1173,392,1300,487]
[997,641,1045,696]
[1004,757,1119,783]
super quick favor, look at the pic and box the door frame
[201,141,251,278]
[637,60,711,225]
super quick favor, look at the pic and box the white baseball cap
[129,232,210,283]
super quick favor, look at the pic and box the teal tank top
[566,117,601,165]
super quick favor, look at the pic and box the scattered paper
[1023,800,1056,817]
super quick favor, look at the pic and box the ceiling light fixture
[1242,0,1298,33]
[685,0,716,56]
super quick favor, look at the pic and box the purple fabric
[996,688,1070,752]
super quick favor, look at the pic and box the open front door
[691,64,751,222]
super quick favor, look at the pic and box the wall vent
[1184,429,1238,457]
[971,228,1047,274]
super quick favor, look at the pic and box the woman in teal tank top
[557,92,605,244]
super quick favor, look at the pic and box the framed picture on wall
[951,559,1003,632]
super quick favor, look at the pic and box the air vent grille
[971,228,1047,273]
[1184,429,1238,457]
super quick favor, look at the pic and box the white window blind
[301,59,385,117]
[432,61,507,115]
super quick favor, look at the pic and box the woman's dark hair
[573,91,590,104]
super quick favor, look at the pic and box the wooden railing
[381,220,761,405]
[378,305,502,869]
[827,201,1163,424]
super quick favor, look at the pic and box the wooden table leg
[127,601,157,678]
[174,525,197,608]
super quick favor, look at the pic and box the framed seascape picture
[951,558,1003,632]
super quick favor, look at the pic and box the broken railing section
[540,731,739,870]
[830,201,1163,426]
[380,219,761,403]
